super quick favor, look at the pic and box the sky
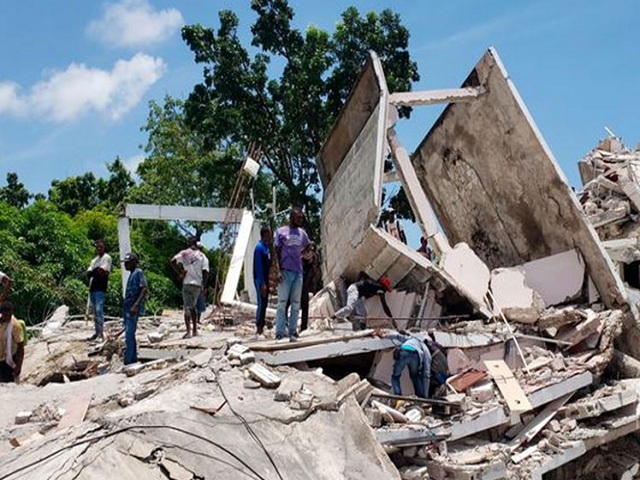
[1,0,639,246]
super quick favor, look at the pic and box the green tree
[48,158,134,217]
[0,172,31,209]
[181,0,419,238]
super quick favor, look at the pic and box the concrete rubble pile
[4,46,640,480]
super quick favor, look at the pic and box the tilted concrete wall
[318,53,388,285]
[411,48,626,309]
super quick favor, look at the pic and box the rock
[243,379,261,389]
[148,331,167,343]
[275,378,304,402]
[289,388,315,410]
[123,363,145,377]
[248,363,281,388]
[118,391,135,407]
[15,411,32,425]
[400,466,428,479]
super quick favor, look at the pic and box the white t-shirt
[384,219,404,240]
[173,248,209,286]
[88,254,112,273]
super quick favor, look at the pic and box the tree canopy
[182,0,419,237]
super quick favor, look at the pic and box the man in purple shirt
[274,207,310,341]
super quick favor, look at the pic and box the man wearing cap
[333,272,394,330]
[0,302,24,383]
[171,237,209,338]
[86,239,112,341]
[123,253,147,365]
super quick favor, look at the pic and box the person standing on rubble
[417,236,433,261]
[253,226,272,336]
[0,301,24,383]
[333,272,394,330]
[195,241,207,324]
[123,253,147,365]
[86,239,112,342]
[171,237,209,338]
[274,207,310,341]
[383,209,407,244]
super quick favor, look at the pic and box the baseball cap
[379,277,392,292]
[123,252,138,262]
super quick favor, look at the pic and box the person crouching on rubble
[332,272,393,330]
[380,331,449,399]
[123,253,147,365]
[0,302,24,383]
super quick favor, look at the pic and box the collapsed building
[2,47,640,480]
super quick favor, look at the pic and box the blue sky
[1,0,639,245]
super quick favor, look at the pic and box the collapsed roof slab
[346,226,493,317]
[318,52,388,285]
[411,48,626,310]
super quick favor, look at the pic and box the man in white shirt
[171,237,209,338]
[87,239,112,341]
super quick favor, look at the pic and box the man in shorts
[171,237,209,338]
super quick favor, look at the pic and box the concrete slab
[411,47,626,310]
[490,267,544,323]
[254,337,395,366]
[318,52,388,285]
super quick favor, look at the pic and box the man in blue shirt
[385,331,432,398]
[123,252,147,365]
[253,226,272,335]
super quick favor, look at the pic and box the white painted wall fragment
[490,267,545,324]
[440,243,491,308]
[522,249,585,306]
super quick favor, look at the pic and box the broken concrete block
[189,348,212,367]
[400,466,428,480]
[405,407,424,423]
[14,411,32,425]
[226,337,242,348]
[147,329,168,343]
[227,343,249,360]
[274,377,304,402]
[239,351,255,365]
[248,363,281,388]
[490,266,545,323]
[336,372,360,396]
[468,382,495,403]
[123,363,145,377]
[365,408,382,428]
[289,388,315,410]
[372,400,408,423]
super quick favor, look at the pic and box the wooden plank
[56,391,93,431]
[509,393,573,451]
[484,360,532,413]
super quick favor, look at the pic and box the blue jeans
[392,349,426,398]
[90,291,106,336]
[123,309,140,365]
[276,270,303,338]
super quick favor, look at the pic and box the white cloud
[123,153,144,174]
[0,53,166,122]
[87,0,183,48]
[0,82,26,116]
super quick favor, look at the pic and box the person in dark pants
[253,227,272,335]
[385,331,432,398]
[333,272,393,330]
[123,253,147,365]
[299,242,320,332]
